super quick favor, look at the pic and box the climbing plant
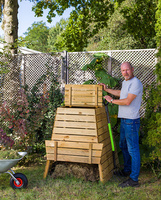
[82,53,119,128]
[140,1,161,175]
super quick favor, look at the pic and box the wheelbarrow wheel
[10,173,28,189]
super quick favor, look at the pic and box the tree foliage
[120,0,157,49]
[32,0,115,51]
[24,21,49,52]
[141,0,161,167]
[48,18,67,52]
[87,0,157,51]
[54,10,91,51]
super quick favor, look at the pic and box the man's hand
[99,83,107,91]
[104,95,113,103]
[99,83,121,97]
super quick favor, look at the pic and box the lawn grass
[0,161,160,200]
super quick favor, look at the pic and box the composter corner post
[43,160,51,179]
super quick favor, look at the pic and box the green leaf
[94,69,107,78]
[82,64,90,71]
[90,58,97,66]
[93,53,109,58]
[83,80,95,84]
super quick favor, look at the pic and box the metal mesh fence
[0,54,23,105]
[68,51,110,84]
[0,49,157,117]
[23,53,62,94]
[68,49,156,85]
[0,53,62,106]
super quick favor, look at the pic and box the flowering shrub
[0,128,14,148]
[0,68,63,152]
[0,90,30,150]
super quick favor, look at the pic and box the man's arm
[99,83,121,97]
[104,93,137,105]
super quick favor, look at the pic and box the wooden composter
[44,84,119,183]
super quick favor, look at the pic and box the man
[100,62,143,188]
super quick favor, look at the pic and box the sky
[0,0,72,37]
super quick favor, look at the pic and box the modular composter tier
[44,85,119,183]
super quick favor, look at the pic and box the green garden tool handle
[103,99,115,151]
[103,99,116,168]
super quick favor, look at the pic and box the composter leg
[43,160,51,179]
[98,164,103,183]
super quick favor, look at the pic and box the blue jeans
[119,118,140,181]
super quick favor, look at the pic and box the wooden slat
[45,140,103,150]
[95,107,106,115]
[55,114,96,122]
[52,134,98,143]
[97,128,109,139]
[65,97,102,104]
[89,143,92,164]
[53,127,97,136]
[65,103,102,107]
[98,132,109,143]
[95,86,98,106]
[69,86,72,106]
[101,154,114,168]
[54,121,96,129]
[101,150,113,165]
[101,143,112,156]
[54,141,57,161]
[97,125,108,136]
[97,119,108,129]
[99,163,113,182]
[101,170,113,183]
[65,84,102,90]
[46,154,101,164]
[57,107,96,115]
[96,112,107,122]
[99,136,112,147]
[65,90,102,97]
[46,147,102,157]
[102,162,114,175]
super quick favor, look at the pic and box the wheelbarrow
[0,152,28,189]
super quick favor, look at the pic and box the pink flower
[18,107,22,111]
[26,109,29,113]
[9,125,13,129]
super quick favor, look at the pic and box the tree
[86,0,157,51]
[120,0,157,48]
[140,0,161,167]
[0,0,123,53]
[48,18,67,52]
[24,21,49,52]
[33,0,116,51]
[1,0,18,54]
[54,10,91,52]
